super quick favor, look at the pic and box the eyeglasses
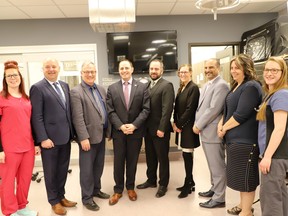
[263,68,282,74]
[82,70,96,75]
[5,74,19,79]
[178,71,190,75]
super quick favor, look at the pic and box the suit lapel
[198,77,220,109]
[59,81,69,105]
[44,79,66,110]
[198,83,208,107]
[81,83,101,114]
[128,79,138,109]
[150,78,162,97]
[118,80,127,109]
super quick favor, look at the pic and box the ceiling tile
[137,0,176,3]
[19,6,65,18]
[137,2,175,15]
[0,0,13,6]
[0,6,30,19]
[53,0,88,5]
[59,5,88,17]
[171,2,201,15]
[7,0,55,6]
[237,2,286,13]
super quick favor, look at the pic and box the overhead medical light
[195,0,240,20]
[88,0,136,32]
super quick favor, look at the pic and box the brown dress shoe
[60,198,77,207]
[52,203,67,215]
[109,193,122,205]
[127,190,137,201]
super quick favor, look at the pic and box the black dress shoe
[136,181,157,189]
[198,189,214,197]
[84,200,100,211]
[155,186,167,198]
[199,199,225,208]
[94,191,110,199]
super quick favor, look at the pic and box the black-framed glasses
[263,68,282,74]
[5,74,19,79]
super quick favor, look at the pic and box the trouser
[144,132,170,187]
[260,158,288,216]
[0,149,35,216]
[113,136,142,193]
[79,137,105,204]
[41,143,71,206]
[202,142,226,202]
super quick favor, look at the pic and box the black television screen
[107,30,178,74]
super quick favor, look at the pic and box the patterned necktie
[150,81,156,88]
[53,82,66,106]
[123,81,129,110]
[90,87,108,128]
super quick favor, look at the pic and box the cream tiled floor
[4,144,264,216]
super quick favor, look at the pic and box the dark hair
[1,60,29,99]
[230,54,258,90]
[149,59,164,70]
[119,59,134,68]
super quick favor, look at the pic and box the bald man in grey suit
[193,58,229,208]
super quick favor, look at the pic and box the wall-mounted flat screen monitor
[240,19,275,62]
[107,30,178,74]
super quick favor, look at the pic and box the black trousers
[112,135,142,193]
[41,143,71,206]
[144,132,170,187]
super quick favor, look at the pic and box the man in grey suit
[70,61,110,211]
[30,58,77,215]
[193,58,229,208]
[106,59,150,206]
[137,59,174,198]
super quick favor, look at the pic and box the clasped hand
[121,124,136,135]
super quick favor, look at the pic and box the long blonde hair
[256,56,288,121]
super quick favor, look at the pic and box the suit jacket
[195,76,229,143]
[106,79,150,139]
[174,81,200,148]
[146,78,174,135]
[70,82,111,144]
[30,78,73,145]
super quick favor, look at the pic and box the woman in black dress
[173,64,200,198]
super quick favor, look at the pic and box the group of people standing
[0,53,287,216]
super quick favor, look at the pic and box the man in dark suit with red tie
[106,59,150,205]
[30,58,77,215]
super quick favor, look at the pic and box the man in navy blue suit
[30,58,77,215]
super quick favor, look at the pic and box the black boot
[177,152,195,198]
[178,181,194,198]
[176,178,195,192]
